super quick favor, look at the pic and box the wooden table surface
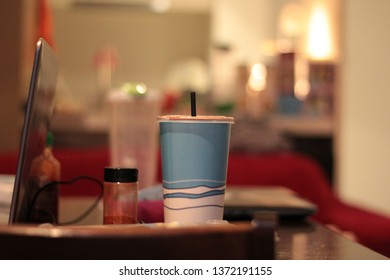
[0,219,387,260]
[276,219,387,260]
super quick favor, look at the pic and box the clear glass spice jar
[103,167,138,224]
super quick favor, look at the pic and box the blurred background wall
[338,0,390,215]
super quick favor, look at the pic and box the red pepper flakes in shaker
[103,168,138,224]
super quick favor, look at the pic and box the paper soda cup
[158,115,234,223]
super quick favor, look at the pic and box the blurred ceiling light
[150,0,171,13]
[247,63,267,92]
[307,4,333,60]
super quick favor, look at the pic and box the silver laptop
[224,186,317,220]
[8,38,58,224]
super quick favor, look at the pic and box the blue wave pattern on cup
[159,117,233,223]
[163,179,225,210]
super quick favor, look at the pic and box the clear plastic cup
[109,90,160,189]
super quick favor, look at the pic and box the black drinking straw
[190,91,196,116]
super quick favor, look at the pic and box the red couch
[1,148,390,257]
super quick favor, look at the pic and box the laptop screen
[8,38,58,224]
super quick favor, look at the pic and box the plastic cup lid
[157,115,234,123]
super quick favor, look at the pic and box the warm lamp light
[307,4,333,60]
[247,63,267,92]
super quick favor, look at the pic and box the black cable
[28,175,103,225]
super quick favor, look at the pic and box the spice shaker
[103,167,138,224]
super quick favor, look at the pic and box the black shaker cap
[104,167,138,183]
